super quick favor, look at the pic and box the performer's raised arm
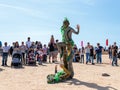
[71,24,80,34]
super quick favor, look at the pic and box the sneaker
[86,61,88,64]
[39,63,42,65]
[5,64,8,66]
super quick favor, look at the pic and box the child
[36,48,43,65]
[28,49,35,61]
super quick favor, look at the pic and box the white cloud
[0,3,30,11]
[0,3,47,19]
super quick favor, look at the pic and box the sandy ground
[0,55,120,90]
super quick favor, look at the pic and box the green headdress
[63,17,69,25]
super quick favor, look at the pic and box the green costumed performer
[60,17,80,78]
[47,18,80,83]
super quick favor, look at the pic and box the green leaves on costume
[61,26,65,42]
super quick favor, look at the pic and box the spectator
[80,47,85,64]
[108,45,112,64]
[13,41,19,51]
[48,35,55,63]
[37,41,42,49]
[20,42,26,65]
[85,42,90,64]
[90,45,95,65]
[26,37,32,49]
[9,42,15,56]
[112,45,118,66]
[36,48,43,65]
[96,43,103,64]
[74,50,80,62]
[113,42,118,66]
[1,42,10,66]
[42,44,48,62]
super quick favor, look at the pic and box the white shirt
[3,46,10,53]
[26,41,31,48]
[43,47,47,55]
[85,47,90,53]
[37,50,43,56]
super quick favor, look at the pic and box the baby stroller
[11,51,22,68]
[26,48,36,65]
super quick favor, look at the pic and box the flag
[81,41,83,47]
[106,39,108,46]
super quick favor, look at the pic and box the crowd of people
[0,36,58,66]
[73,42,120,66]
[0,37,120,67]
[108,42,120,66]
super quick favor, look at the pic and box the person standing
[42,44,48,62]
[20,42,26,65]
[96,43,103,64]
[26,37,32,64]
[113,42,118,66]
[112,45,118,66]
[90,45,95,65]
[85,42,90,64]
[9,42,15,56]
[48,35,55,63]
[2,42,10,66]
[26,37,32,49]
[80,47,85,63]
[108,45,112,64]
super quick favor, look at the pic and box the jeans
[2,53,8,65]
[86,53,90,63]
[109,52,112,59]
[73,56,76,62]
[90,56,94,64]
[96,53,102,64]
[112,56,117,66]
[38,58,42,65]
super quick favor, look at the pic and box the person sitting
[36,48,43,65]
[73,50,80,62]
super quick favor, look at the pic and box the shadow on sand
[11,66,25,69]
[0,68,5,72]
[23,64,47,67]
[63,78,117,90]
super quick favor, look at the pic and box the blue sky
[0,0,120,48]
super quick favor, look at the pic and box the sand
[0,55,120,90]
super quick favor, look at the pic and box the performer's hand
[76,24,80,30]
